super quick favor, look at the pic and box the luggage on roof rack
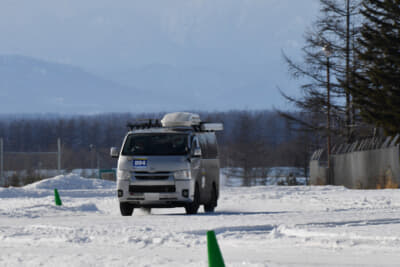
[200,122,223,132]
[161,112,201,127]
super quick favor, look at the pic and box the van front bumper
[117,179,195,206]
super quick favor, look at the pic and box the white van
[111,112,223,215]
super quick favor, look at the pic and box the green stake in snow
[54,188,62,206]
[207,230,225,267]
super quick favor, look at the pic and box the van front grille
[129,185,176,193]
[134,172,171,180]
[135,175,169,180]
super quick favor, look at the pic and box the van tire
[204,184,217,213]
[185,184,200,215]
[120,202,134,216]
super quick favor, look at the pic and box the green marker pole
[207,230,225,267]
[54,188,62,206]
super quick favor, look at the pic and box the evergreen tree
[351,0,400,135]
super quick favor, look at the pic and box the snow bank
[0,174,116,199]
[0,203,101,218]
[24,173,115,190]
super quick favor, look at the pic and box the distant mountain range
[0,55,165,114]
[99,61,294,112]
[0,55,294,114]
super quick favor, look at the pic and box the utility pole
[0,138,3,186]
[323,44,333,185]
[345,0,351,141]
[89,144,96,177]
[57,138,61,175]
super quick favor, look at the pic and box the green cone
[207,230,225,267]
[54,188,62,206]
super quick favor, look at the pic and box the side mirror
[110,147,120,158]
[192,147,202,157]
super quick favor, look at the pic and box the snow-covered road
[1,174,400,266]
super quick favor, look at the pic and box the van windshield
[122,133,189,156]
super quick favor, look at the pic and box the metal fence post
[57,138,61,175]
[97,152,100,179]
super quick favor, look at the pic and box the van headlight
[174,170,191,180]
[117,170,131,180]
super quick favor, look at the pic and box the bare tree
[280,0,363,140]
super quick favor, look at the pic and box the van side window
[191,136,200,154]
[198,133,218,159]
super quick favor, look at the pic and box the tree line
[0,110,319,182]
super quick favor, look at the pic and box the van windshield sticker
[133,159,148,168]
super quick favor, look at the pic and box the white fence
[0,138,62,186]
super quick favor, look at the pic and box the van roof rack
[127,119,162,130]
[126,113,223,132]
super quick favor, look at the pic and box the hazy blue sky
[0,0,320,113]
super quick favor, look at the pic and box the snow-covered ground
[1,174,400,266]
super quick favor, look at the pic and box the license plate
[144,193,159,201]
[133,159,148,169]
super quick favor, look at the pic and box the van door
[197,133,220,203]
[190,135,202,191]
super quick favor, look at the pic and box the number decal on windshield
[133,159,148,168]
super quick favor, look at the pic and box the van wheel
[185,184,200,215]
[204,184,217,213]
[120,202,134,216]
